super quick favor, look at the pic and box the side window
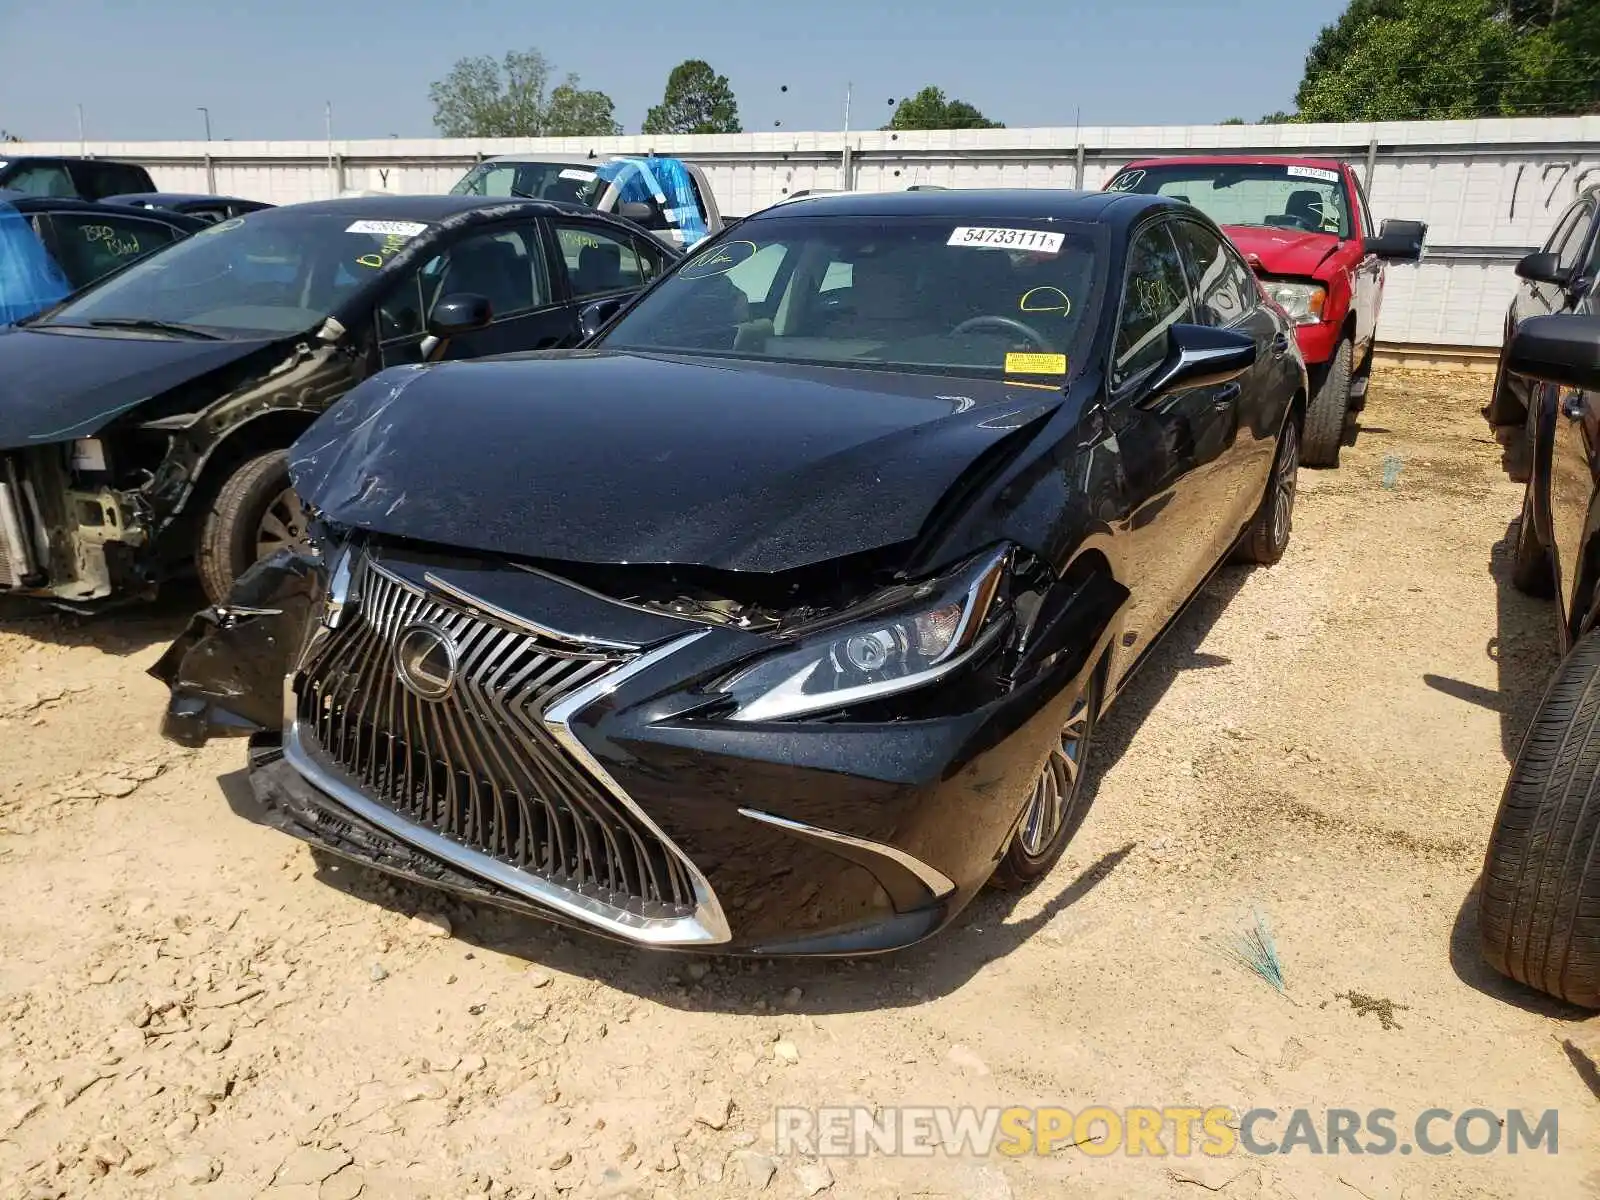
[379,224,552,343]
[1113,223,1195,387]
[555,222,650,299]
[1170,221,1256,328]
[631,236,668,286]
[46,213,178,288]
[1351,175,1377,241]
[1558,204,1596,276]
[5,164,75,198]
[1544,200,1589,268]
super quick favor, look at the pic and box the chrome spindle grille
[293,556,697,917]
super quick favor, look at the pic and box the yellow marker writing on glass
[1006,352,1068,376]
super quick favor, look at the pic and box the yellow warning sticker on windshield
[1005,352,1068,376]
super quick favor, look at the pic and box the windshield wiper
[83,317,222,340]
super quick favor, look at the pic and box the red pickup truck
[1105,157,1426,466]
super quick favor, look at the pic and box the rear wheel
[1233,414,1299,565]
[1479,631,1600,1008]
[1511,477,1555,598]
[990,676,1100,890]
[1302,339,1352,468]
[197,451,307,605]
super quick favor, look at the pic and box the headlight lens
[719,547,1010,722]
[1261,280,1326,326]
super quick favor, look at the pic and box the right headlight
[717,547,1011,723]
[1261,280,1327,326]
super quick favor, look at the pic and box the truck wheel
[1233,413,1299,565]
[1302,339,1352,468]
[197,451,306,605]
[1479,631,1600,1008]
[1511,478,1555,598]
[990,676,1099,891]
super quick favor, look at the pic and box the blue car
[0,194,205,324]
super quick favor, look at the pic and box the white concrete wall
[13,116,1600,347]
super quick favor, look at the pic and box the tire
[1511,477,1555,598]
[990,675,1100,891]
[196,450,307,605]
[1233,413,1299,566]
[1302,339,1352,468]
[1479,631,1600,1008]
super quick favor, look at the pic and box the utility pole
[76,104,85,156]
[198,106,211,142]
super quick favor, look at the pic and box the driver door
[1103,219,1241,652]
[373,220,577,366]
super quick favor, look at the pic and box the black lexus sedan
[153,189,1308,956]
[0,195,675,608]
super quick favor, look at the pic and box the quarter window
[1114,223,1195,387]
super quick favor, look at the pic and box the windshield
[37,211,434,337]
[451,160,599,204]
[1107,163,1352,239]
[598,216,1101,381]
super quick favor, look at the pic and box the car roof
[0,155,146,168]
[475,153,604,168]
[102,192,262,206]
[744,187,1172,230]
[265,195,601,220]
[1120,154,1349,172]
[0,194,206,224]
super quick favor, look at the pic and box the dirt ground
[0,369,1596,1200]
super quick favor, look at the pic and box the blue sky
[1,0,1347,141]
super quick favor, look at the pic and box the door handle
[1213,382,1242,406]
[1563,393,1587,420]
[1270,332,1291,358]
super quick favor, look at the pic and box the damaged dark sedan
[153,189,1307,955]
[0,195,674,608]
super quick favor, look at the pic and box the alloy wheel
[1272,420,1299,549]
[256,488,309,559]
[1018,694,1092,857]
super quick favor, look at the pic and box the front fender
[148,548,323,747]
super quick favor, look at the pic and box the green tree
[1294,0,1600,121]
[642,60,741,135]
[1259,110,1299,123]
[1220,117,1247,124]
[429,49,620,137]
[0,130,18,142]
[884,86,1004,131]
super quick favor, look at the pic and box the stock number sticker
[948,227,1065,254]
[1287,165,1340,184]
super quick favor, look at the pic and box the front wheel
[197,450,308,605]
[989,676,1100,891]
[1302,339,1352,468]
[1479,631,1600,1008]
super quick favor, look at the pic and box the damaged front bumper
[153,543,1110,956]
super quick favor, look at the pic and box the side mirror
[1516,250,1567,287]
[617,201,655,223]
[1506,314,1600,392]
[1139,324,1256,403]
[578,296,629,341]
[427,293,492,337]
[1365,218,1427,262]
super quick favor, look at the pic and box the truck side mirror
[1365,219,1427,262]
[617,201,655,223]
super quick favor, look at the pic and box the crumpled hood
[1223,225,1343,278]
[289,351,1061,574]
[0,324,277,448]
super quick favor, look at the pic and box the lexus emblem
[394,623,458,701]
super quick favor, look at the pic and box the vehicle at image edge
[0,156,156,200]
[1474,308,1600,1009]
[451,154,726,249]
[150,188,1309,956]
[1105,156,1425,467]
[102,193,276,224]
[0,195,678,609]
[1486,183,1600,599]
[0,195,206,325]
